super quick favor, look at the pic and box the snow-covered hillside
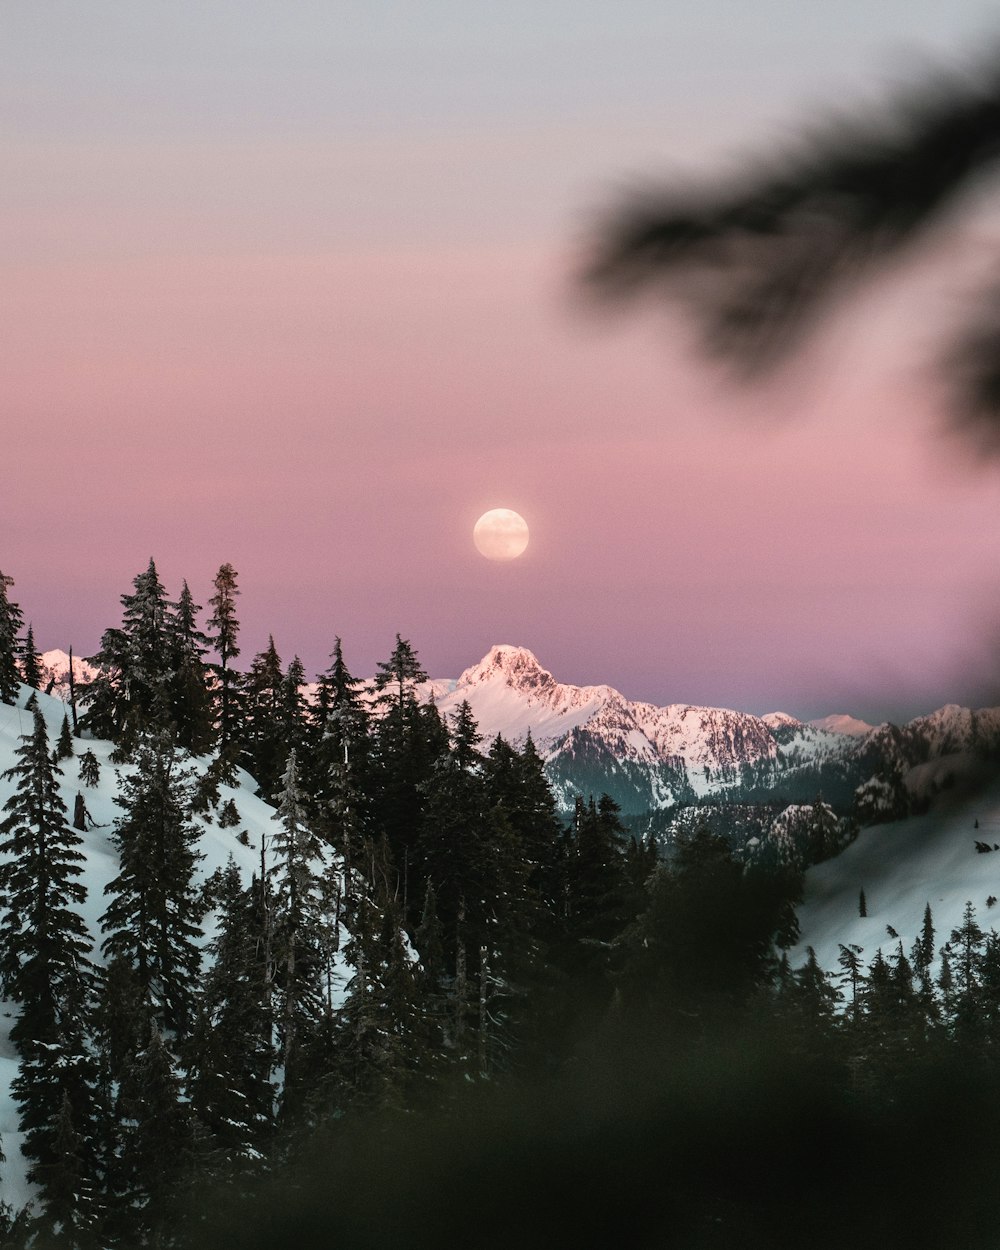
[0,685,353,1215]
[792,780,1000,981]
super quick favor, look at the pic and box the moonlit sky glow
[6,2,1000,721]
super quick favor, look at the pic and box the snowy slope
[792,780,1000,981]
[0,685,353,1215]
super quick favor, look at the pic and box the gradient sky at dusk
[7,2,1000,722]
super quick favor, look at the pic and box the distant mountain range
[40,644,1000,825]
[419,646,1000,829]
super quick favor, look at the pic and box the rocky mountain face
[426,647,1000,830]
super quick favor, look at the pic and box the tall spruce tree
[267,750,330,1119]
[100,736,204,1035]
[335,854,421,1114]
[309,638,370,863]
[369,637,437,893]
[109,1022,194,1246]
[242,637,287,800]
[187,858,274,1168]
[19,623,42,691]
[0,709,100,1229]
[167,580,214,755]
[80,559,173,750]
[207,563,243,763]
[0,571,25,705]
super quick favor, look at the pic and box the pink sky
[6,3,1000,722]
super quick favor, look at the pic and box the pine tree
[242,637,287,800]
[334,866,421,1113]
[207,563,243,763]
[369,637,436,889]
[282,655,309,759]
[78,750,100,788]
[837,943,865,1020]
[372,634,428,718]
[950,900,987,1044]
[109,1023,194,1245]
[19,623,42,691]
[0,709,100,1223]
[186,859,274,1169]
[167,580,214,755]
[310,638,370,864]
[54,713,74,762]
[0,571,25,705]
[100,736,204,1034]
[79,559,173,750]
[267,750,330,1119]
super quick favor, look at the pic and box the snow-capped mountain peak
[457,644,556,693]
[808,713,876,737]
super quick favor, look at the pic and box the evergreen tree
[621,822,789,1031]
[187,859,274,1168]
[334,862,421,1113]
[54,713,74,762]
[0,709,100,1225]
[950,901,987,1044]
[167,580,214,755]
[369,637,437,889]
[100,736,204,1034]
[837,943,865,1020]
[35,1091,100,1247]
[282,655,309,760]
[267,750,330,1119]
[0,570,25,705]
[565,795,630,951]
[207,563,243,763]
[78,750,100,789]
[19,623,42,691]
[242,637,287,800]
[372,634,428,719]
[309,638,370,863]
[79,560,173,750]
[108,1023,194,1245]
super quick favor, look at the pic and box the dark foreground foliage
[184,1019,1000,1250]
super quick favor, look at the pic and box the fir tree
[335,869,421,1113]
[19,624,42,691]
[78,750,100,789]
[100,736,204,1034]
[372,634,428,719]
[109,1023,194,1245]
[0,709,100,1222]
[187,859,274,1169]
[54,713,74,762]
[0,571,25,705]
[167,580,214,755]
[369,637,437,890]
[267,750,330,1119]
[79,559,173,750]
[207,563,243,762]
[309,638,370,864]
[242,637,287,800]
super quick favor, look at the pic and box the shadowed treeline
[183,1017,1000,1250]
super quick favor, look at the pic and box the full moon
[473,508,529,561]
